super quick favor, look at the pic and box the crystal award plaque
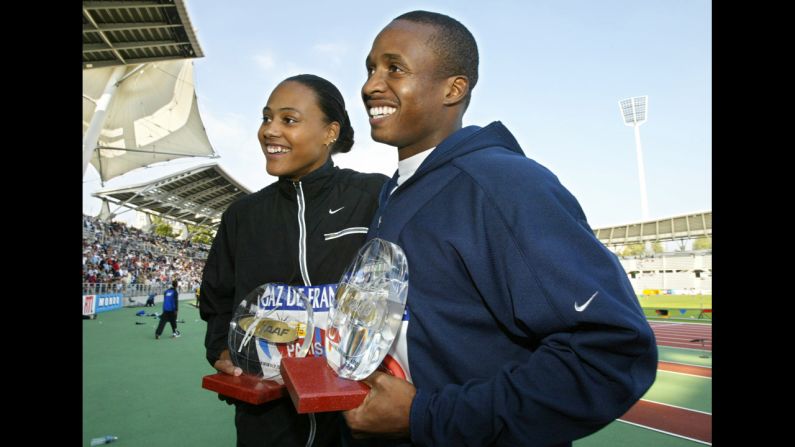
[202,283,314,405]
[280,238,408,413]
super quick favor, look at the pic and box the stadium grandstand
[82,163,254,303]
[82,213,209,299]
[593,210,712,294]
[82,0,228,307]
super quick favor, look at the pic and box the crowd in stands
[82,214,210,297]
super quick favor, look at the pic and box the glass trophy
[280,238,409,413]
[201,283,315,405]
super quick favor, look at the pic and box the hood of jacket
[381,121,524,197]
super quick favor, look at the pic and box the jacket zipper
[293,181,312,286]
[375,178,399,237]
[294,180,317,447]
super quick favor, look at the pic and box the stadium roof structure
[92,163,252,229]
[593,211,712,247]
[83,0,204,69]
[83,0,216,183]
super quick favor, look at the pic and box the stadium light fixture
[618,96,650,221]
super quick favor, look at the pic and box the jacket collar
[276,157,337,200]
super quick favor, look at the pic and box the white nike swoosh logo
[329,207,345,214]
[574,291,599,312]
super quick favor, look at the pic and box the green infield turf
[638,294,712,309]
[83,303,236,446]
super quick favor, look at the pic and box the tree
[620,242,663,257]
[188,224,216,245]
[151,216,179,238]
[693,236,712,250]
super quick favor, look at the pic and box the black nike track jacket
[200,159,388,366]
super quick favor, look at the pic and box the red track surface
[620,400,711,444]
[650,321,712,351]
[617,321,712,444]
[658,361,711,378]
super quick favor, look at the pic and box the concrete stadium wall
[620,251,712,294]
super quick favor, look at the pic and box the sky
[82,0,711,230]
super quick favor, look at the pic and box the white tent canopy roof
[83,60,217,182]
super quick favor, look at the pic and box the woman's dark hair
[283,74,354,154]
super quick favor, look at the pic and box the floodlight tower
[619,96,650,221]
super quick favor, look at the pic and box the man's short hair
[393,11,479,105]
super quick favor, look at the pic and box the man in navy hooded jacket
[342,11,658,447]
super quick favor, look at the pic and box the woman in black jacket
[199,74,388,447]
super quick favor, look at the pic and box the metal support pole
[83,65,127,176]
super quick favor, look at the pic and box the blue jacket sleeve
[409,159,658,446]
[199,211,237,367]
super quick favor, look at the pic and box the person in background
[145,291,156,307]
[155,280,180,339]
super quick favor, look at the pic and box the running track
[650,321,712,351]
[618,322,712,444]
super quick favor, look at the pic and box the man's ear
[443,76,469,106]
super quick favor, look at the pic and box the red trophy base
[280,356,370,413]
[201,373,285,405]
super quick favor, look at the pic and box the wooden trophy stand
[201,373,285,405]
[280,356,369,413]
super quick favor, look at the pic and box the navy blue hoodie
[367,122,657,447]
